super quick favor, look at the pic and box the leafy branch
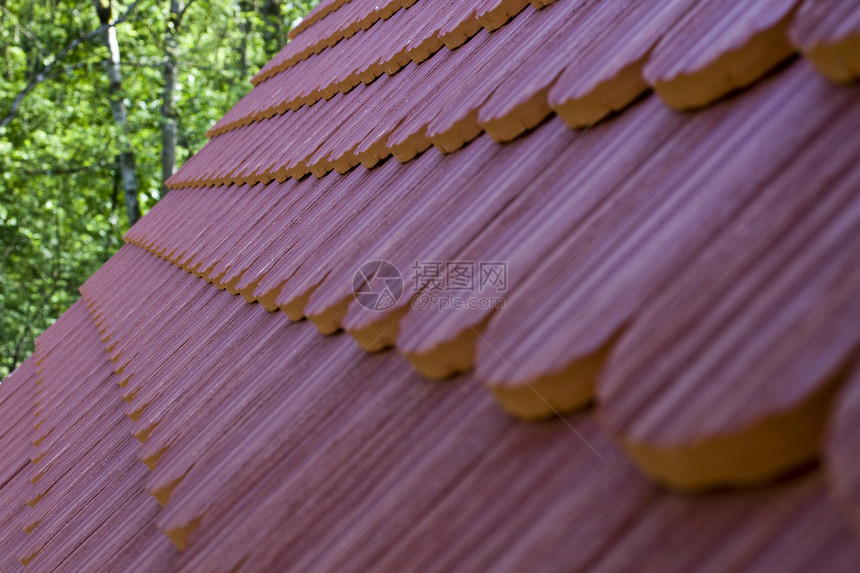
[0,0,146,129]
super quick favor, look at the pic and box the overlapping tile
[395,96,684,379]
[80,246,653,565]
[287,0,352,40]
[3,0,860,565]
[145,57,860,457]
[211,0,541,139]
[209,0,467,137]
[303,116,575,344]
[17,301,176,570]
[790,0,860,83]
[596,71,860,489]
[171,1,558,185]
[474,61,856,421]
[129,0,860,503]
[644,0,798,110]
[174,0,815,189]
[478,0,689,140]
[73,248,860,571]
[253,0,416,85]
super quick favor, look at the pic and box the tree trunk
[160,0,181,198]
[94,0,141,226]
[261,0,283,56]
[237,0,253,80]
[0,0,9,81]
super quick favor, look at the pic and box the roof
[2,0,860,570]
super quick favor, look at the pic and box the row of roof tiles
[63,245,860,570]
[171,0,855,188]
[258,0,540,87]
[1,302,176,571]
[2,0,859,568]
[2,264,857,569]
[131,57,860,486]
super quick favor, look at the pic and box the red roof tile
[644,0,798,109]
[4,0,860,567]
[74,249,860,571]
[13,302,177,570]
[790,0,860,83]
[287,0,352,40]
[254,0,418,85]
[477,62,859,421]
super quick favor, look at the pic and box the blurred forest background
[0,0,318,378]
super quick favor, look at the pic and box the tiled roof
[2,0,860,569]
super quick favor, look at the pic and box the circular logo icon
[353,260,403,311]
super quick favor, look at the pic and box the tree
[161,0,189,197]
[94,0,141,225]
[0,0,321,378]
[0,0,144,129]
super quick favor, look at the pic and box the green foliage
[0,0,318,378]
